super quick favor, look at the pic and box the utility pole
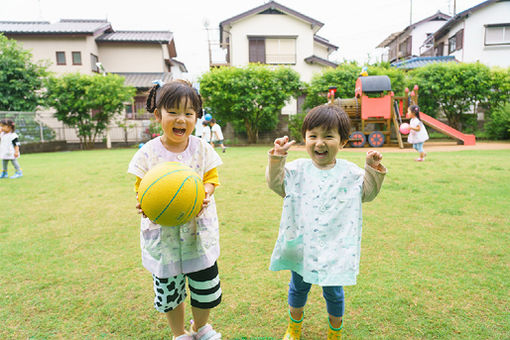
[204,19,212,68]
[410,0,413,26]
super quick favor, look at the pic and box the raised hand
[273,136,296,156]
[366,150,383,170]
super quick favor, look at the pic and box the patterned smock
[128,136,222,278]
[266,156,386,286]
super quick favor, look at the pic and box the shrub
[485,103,510,140]
[288,112,306,143]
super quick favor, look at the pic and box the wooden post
[392,101,404,149]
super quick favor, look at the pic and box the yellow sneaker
[282,311,303,340]
[326,318,343,340]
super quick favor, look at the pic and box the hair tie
[152,79,165,88]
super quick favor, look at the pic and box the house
[377,11,451,63]
[0,19,187,144]
[0,19,187,117]
[217,1,338,115]
[423,0,510,68]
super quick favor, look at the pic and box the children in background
[128,80,222,340]
[407,105,429,161]
[202,120,211,144]
[209,119,226,153]
[0,119,23,179]
[266,104,386,339]
[194,115,204,138]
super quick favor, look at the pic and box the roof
[391,56,457,69]
[377,11,450,48]
[220,1,324,42]
[432,0,503,40]
[0,19,112,35]
[167,58,188,73]
[304,55,338,68]
[96,31,173,44]
[314,35,338,51]
[112,72,173,89]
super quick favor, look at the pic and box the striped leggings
[152,262,221,313]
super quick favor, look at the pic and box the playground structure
[328,75,476,148]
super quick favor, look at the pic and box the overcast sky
[2,0,483,80]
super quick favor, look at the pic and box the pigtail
[146,84,159,113]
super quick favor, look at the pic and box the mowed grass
[0,146,509,339]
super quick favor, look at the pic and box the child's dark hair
[301,104,351,142]
[146,80,202,118]
[210,118,216,124]
[0,119,15,131]
[409,105,420,120]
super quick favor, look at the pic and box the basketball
[204,113,212,121]
[399,123,411,135]
[138,162,205,227]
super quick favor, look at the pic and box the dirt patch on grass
[291,141,510,153]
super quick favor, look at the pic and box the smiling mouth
[173,128,186,136]
[315,150,328,156]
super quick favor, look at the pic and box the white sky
[1,0,483,81]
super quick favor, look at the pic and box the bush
[288,113,306,143]
[485,103,510,140]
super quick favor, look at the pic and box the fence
[0,111,154,145]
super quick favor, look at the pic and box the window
[248,37,296,64]
[90,54,99,72]
[72,51,82,65]
[266,38,296,64]
[485,24,510,45]
[448,36,456,53]
[56,51,66,65]
[249,38,265,63]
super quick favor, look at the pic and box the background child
[128,80,222,340]
[202,120,211,144]
[0,119,23,179]
[266,104,386,339]
[209,119,226,153]
[407,104,429,161]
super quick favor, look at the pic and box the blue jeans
[413,142,424,153]
[288,271,345,317]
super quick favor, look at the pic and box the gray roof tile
[0,19,111,34]
[96,31,173,43]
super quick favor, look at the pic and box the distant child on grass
[209,119,226,153]
[266,104,387,339]
[202,120,211,144]
[128,80,222,340]
[0,119,23,179]
[407,105,429,161]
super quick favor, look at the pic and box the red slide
[419,112,476,145]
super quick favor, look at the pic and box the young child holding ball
[266,104,387,339]
[128,80,222,340]
[407,105,429,161]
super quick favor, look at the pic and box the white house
[377,11,451,63]
[424,0,510,68]
[217,1,338,115]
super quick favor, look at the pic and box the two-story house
[424,0,510,68]
[218,1,338,115]
[0,19,187,144]
[0,19,186,116]
[377,11,451,63]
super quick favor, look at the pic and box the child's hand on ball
[198,183,215,216]
[135,194,147,218]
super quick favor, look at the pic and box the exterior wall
[458,2,510,67]
[97,43,165,72]
[313,42,329,59]
[413,20,447,55]
[7,35,97,75]
[228,13,328,82]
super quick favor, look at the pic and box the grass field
[1,146,509,339]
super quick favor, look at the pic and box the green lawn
[1,146,509,339]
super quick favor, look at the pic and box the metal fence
[0,111,153,144]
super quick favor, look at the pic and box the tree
[199,64,302,143]
[410,62,493,130]
[0,34,48,111]
[45,73,135,149]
